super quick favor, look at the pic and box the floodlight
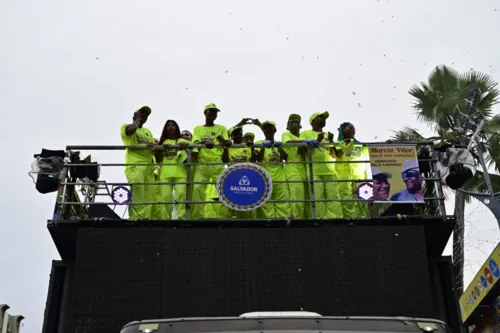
[356,182,374,200]
[111,186,131,204]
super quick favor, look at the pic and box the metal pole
[54,167,69,220]
[307,147,317,219]
[185,148,192,220]
[431,147,447,217]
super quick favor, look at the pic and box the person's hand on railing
[178,141,188,149]
[304,140,320,148]
[163,143,172,148]
[146,142,156,148]
[245,139,254,147]
[204,139,214,149]
[273,141,282,148]
[217,135,232,147]
[263,140,273,148]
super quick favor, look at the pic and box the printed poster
[367,144,424,203]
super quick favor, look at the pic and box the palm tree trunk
[453,191,466,294]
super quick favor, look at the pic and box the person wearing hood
[120,106,155,220]
[299,111,343,219]
[256,121,290,218]
[335,122,369,218]
[281,114,310,219]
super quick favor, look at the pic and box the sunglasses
[402,171,420,179]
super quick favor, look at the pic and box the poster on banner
[367,144,424,203]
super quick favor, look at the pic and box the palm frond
[459,70,500,118]
[390,126,426,142]
[463,170,500,195]
[483,114,500,134]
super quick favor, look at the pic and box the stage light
[30,149,66,194]
[356,182,374,200]
[111,186,131,204]
[437,147,476,190]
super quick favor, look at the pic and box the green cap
[136,106,152,115]
[243,132,255,139]
[309,111,329,125]
[204,103,220,113]
[260,120,277,129]
[228,126,243,136]
[288,114,301,122]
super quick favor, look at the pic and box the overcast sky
[1,0,500,330]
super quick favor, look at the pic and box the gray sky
[1,0,499,330]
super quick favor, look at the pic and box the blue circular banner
[216,163,272,211]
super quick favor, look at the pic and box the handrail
[66,141,437,151]
[51,141,446,221]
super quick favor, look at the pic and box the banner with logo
[216,163,272,211]
[367,144,424,203]
[459,242,500,323]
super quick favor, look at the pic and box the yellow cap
[228,126,243,136]
[204,103,220,112]
[261,120,277,129]
[136,106,152,115]
[309,111,329,125]
[243,132,255,139]
[288,114,301,122]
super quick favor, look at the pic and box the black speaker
[445,164,473,190]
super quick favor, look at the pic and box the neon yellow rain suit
[159,138,190,220]
[256,138,290,219]
[204,180,221,218]
[282,131,310,219]
[120,124,154,220]
[335,140,369,218]
[191,124,229,219]
[151,155,163,220]
[299,130,343,219]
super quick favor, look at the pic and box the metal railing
[52,141,446,221]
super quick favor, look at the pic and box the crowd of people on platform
[120,103,404,221]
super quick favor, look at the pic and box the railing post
[185,148,192,220]
[431,147,446,216]
[53,165,68,220]
[307,147,317,220]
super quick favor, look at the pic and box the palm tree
[391,65,500,294]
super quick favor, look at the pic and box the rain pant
[299,130,343,219]
[335,141,369,218]
[151,160,164,220]
[125,166,154,219]
[255,141,290,219]
[120,124,155,220]
[282,132,310,219]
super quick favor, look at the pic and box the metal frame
[56,141,446,221]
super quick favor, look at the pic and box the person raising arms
[299,112,343,219]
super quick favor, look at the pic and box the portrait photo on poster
[367,144,424,203]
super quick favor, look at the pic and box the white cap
[402,160,419,173]
[372,167,392,178]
